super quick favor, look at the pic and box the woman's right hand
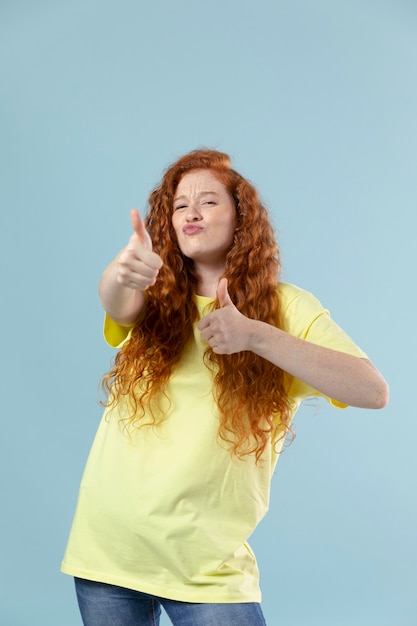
[116,209,163,291]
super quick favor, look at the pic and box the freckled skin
[172,169,237,273]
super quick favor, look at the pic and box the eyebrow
[173,191,219,202]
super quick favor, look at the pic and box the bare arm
[247,322,388,408]
[198,279,389,409]
[98,209,163,326]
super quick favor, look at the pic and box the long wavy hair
[102,149,293,462]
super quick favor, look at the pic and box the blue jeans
[74,578,267,626]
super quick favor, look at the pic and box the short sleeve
[279,283,368,408]
[103,314,134,348]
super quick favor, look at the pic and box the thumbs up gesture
[197,278,253,354]
[116,209,163,291]
[130,207,153,251]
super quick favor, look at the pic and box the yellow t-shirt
[61,283,367,603]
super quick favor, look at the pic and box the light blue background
[1,1,415,624]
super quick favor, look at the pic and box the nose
[185,202,202,221]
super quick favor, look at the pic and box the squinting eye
[175,205,187,210]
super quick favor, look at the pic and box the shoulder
[277,282,331,340]
[277,282,367,359]
[278,282,328,317]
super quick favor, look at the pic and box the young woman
[61,149,388,626]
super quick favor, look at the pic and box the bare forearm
[99,256,145,325]
[248,320,389,409]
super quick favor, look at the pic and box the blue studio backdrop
[1,1,416,625]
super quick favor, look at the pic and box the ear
[217,278,234,308]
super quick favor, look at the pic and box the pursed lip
[182,224,204,235]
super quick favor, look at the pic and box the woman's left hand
[198,279,254,354]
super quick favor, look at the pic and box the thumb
[217,278,234,308]
[130,208,152,250]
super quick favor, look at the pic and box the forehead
[175,169,227,196]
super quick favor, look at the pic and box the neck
[195,263,225,297]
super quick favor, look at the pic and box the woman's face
[172,169,237,271]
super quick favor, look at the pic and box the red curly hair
[103,149,293,462]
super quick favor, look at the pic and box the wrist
[248,319,282,356]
